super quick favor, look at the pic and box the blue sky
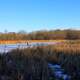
[0,0,80,32]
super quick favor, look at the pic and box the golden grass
[51,40,80,54]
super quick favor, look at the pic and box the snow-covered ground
[48,63,71,80]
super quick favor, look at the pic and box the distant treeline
[0,29,80,40]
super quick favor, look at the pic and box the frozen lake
[0,42,57,53]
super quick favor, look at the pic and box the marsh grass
[0,40,80,79]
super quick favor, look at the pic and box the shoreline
[0,40,65,44]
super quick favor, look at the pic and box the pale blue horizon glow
[0,0,80,32]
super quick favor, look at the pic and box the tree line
[0,29,80,40]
